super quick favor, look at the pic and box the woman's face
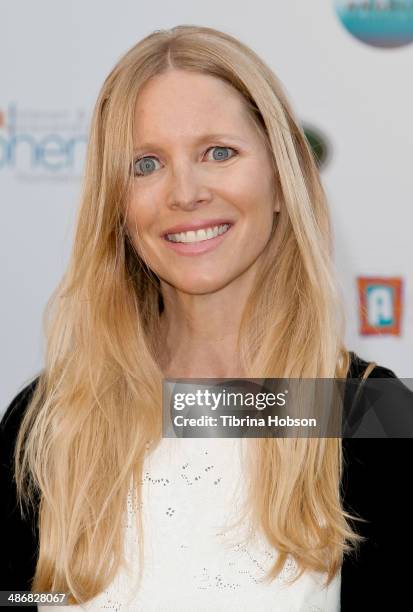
[126,69,279,294]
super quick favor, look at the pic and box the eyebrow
[133,133,248,155]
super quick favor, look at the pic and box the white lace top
[39,437,340,612]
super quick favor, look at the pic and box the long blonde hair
[15,25,363,604]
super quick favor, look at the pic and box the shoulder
[347,350,398,379]
[1,377,41,439]
[0,373,42,495]
[1,376,42,477]
[341,355,413,604]
[0,376,40,429]
[344,352,413,437]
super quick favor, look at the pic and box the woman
[1,25,412,611]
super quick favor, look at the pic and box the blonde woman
[1,25,412,612]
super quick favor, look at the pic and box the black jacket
[1,353,413,611]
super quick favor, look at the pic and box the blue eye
[132,146,237,177]
[205,146,237,162]
[133,156,161,177]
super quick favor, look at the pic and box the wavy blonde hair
[15,25,363,604]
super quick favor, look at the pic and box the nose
[166,160,211,211]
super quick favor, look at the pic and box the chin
[173,275,232,295]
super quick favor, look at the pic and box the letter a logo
[357,277,403,335]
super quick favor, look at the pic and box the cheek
[236,179,275,250]
[230,183,274,222]
[231,159,274,207]
[125,194,156,234]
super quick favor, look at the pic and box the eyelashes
[132,145,238,178]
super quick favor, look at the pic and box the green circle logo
[303,124,331,170]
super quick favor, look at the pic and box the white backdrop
[1,0,412,413]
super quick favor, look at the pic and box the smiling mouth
[164,223,232,243]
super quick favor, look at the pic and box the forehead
[133,70,261,143]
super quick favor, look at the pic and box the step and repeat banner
[1,0,412,410]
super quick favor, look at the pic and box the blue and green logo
[334,1,413,48]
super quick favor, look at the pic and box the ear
[271,176,281,213]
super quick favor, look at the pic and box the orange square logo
[357,277,403,336]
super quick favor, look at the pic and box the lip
[161,218,234,237]
[162,223,234,256]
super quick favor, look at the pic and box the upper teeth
[166,224,231,243]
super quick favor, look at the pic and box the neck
[155,259,262,379]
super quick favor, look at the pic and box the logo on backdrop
[302,124,331,170]
[334,1,413,48]
[0,102,88,182]
[357,276,403,335]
